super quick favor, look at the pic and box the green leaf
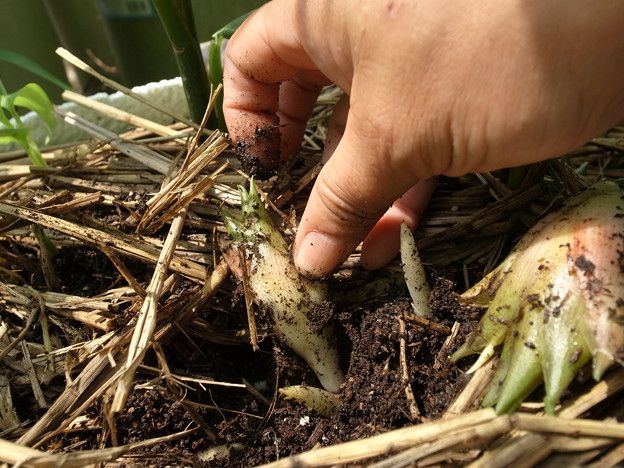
[22,134,46,167]
[0,127,46,167]
[208,36,226,131]
[494,306,543,414]
[32,224,58,258]
[0,126,29,144]
[0,92,22,126]
[1,83,57,134]
[0,105,12,128]
[212,11,252,39]
[0,49,70,90]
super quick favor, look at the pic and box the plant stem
[208,35,226,131]
[32,224,59,291]
[153,0,211,124]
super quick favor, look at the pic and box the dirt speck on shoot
[452,181,624,414]
[221,180,345,392]
[400,222,432,317]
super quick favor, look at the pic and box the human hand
[223,0,624,278]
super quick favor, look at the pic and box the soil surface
[35,244,481,466]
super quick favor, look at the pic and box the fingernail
[294,231,346,278]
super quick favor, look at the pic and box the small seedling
[0,79,56,167]
[222,180,345,392]
[279,385,341,417]
[1,78,59,287]
[400,222,432,317]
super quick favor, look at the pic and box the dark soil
[229,277,480,466]
[53,246,129,296]
[33,245,480,466]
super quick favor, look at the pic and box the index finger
[223,1,329,176]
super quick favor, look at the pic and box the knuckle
[391,113,454,180]
[445,114,491,176]
[314,171,380,232]
[350,105,396,160]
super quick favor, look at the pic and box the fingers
[321,94,350,162]
[223,60,281,173]
[223,1,328,175]
[278,71,330,158]
[293,115,416,278]
[361,178,437,270]
[315,95,435,272]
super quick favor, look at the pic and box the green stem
[153,0,211,124]
[32,224,59,290]
[208,35,226,131]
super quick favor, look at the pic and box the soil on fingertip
[234,125,281,179]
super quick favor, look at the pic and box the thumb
[293,118,415,278]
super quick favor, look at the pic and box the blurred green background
[0,0,266,102]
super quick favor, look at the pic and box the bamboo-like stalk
[5,428,198,467]
[548,435,616,453]
[590,443,624,467]
[368,418,512,468]
[0,437,45,465]
[512,413,624,439]
[153,0,211,124]
[258,409,624,468]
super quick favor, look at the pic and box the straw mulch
[0,51,623,467]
